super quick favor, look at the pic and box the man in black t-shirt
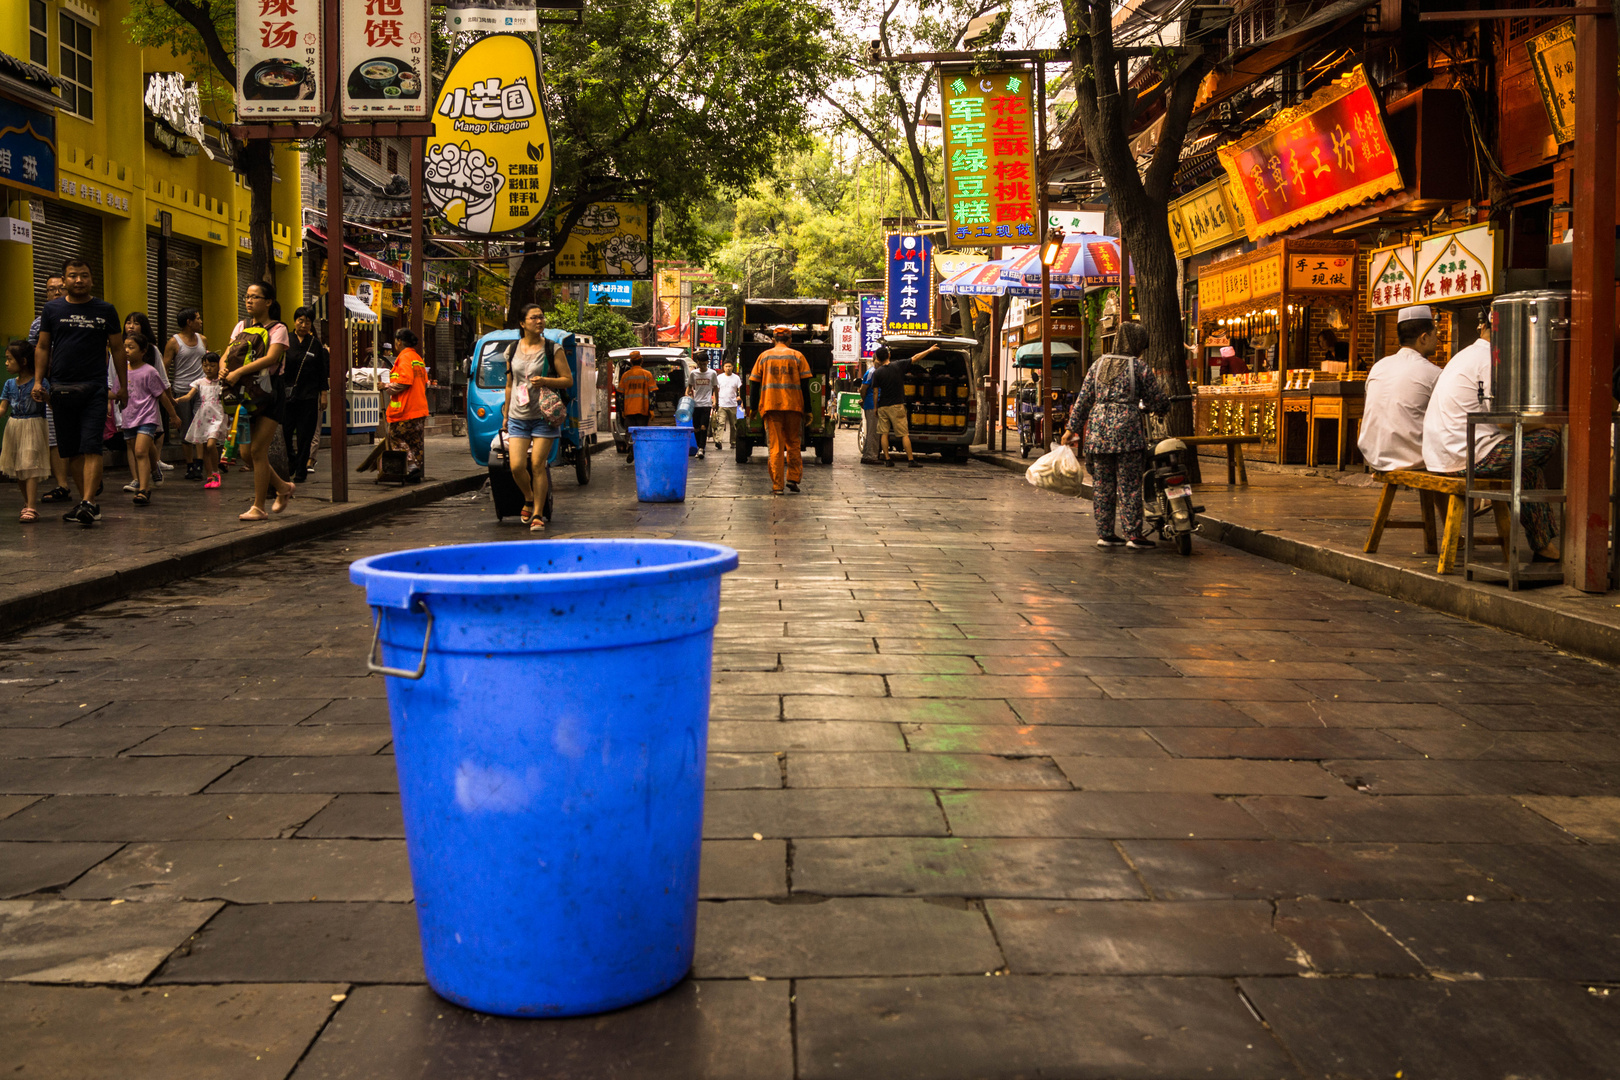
[33,258,124,526]
[868,344,937,467]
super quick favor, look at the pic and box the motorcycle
[1141,396,1202,556]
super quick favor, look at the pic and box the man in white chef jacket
[1422,309,1562,560]
[1358,305,1442,473]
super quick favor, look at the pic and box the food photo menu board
[236,0,321,117]
[342,0,431,117]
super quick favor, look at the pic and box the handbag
[506,340,569,427]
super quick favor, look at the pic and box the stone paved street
[3,432,1619,1078]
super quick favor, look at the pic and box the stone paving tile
[887,673,1104,699]
[303,698,391,725]
[0,727,163,757]
[785,696,1020,723]
[705,752,783,789]
[1518,795,1620,842]
[127,725,394,757]
[63,840,412,902]
[1273,899,1425,975]
[1055,757,1347,796]
[1165,659,1378,681]
[713,671,885,696]
[69,698,334,727]
[708,720,906,753]
[699,839,787,899]
[0,898,222,983]
[0,756,241,795]
[226,676,386,700]
[901,723,1168,757]
[988,899,1305,975]
[0,794,332,841]
[0,842,122,898]
[205,756,401,794]
[1121,839,1510,900]
[707,695,780,721]
[791,837,1143,899]
[778,653,980,675]
[941,790,1271,839]
[973,655,1181,678]
[1437,843,1620,900]
[1235,700,1470,728]
[703,788,948,839]
[1092,676,1313,701]
[153,902,424,984]
[1320,758,1620,797]
[0,796,39,820]
[693,897,1002,977]
[1,982,344,1079]
[1393,730,1620,760]
[1448,702,1620,732]
[1359,900,1620,978]
[1238,795,1577,843]
[296,795,404,839]
[1008,697,1257,727]
[291,982,792,1080]
[787,751,1070,790]
[872,637,1066,655]
[0,701,113,728]
[1239,977,1620,1080]
[1146,726,1419,759]
[794,975,1293,1080]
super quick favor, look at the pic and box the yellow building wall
[0,0,300,343]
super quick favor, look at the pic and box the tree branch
[161,0,235,85]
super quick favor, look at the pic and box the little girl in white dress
[181,353,229,488]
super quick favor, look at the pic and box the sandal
[529,516,547,533]
[271,483,296,513]
[19,508,37,523]
[238,507,269,521]
[41,487,71,503]
[520,507,534,525]
[133,490,151,507]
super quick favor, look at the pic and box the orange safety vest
[749,347,810,413]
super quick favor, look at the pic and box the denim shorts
[124,423,162,438]
[507,415,560,440]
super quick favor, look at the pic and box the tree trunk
[241,139,275,287]
[1116,204,1195,445]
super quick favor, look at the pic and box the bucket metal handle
[367,600,433,680]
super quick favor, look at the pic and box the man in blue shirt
[860,352,880,464]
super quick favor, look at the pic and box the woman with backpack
[222,281,296,521]
[1062,320,1172,550]
[501,304,573,533]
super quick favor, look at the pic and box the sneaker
[153,465,164,484]
[786,481,800,492]
[185,463,203,480]
[884,457,895,467]
[203,474,222,489]
[1096,536,1126,548]
[63,502,84,522]
[698,451,705,459]
[73,502,98,527]
[86,501,101,521]
[122,480,139,493]
[157,460,174,471]
[1125,537,1155,550]
[908,459,922,469]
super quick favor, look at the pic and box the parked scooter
[1140,396,1202,556]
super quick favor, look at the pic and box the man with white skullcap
[1358,304,1441,473]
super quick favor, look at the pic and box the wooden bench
[1179,435,1265,485]
[1366,469,1512,575]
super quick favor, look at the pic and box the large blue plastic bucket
[628,426,689,502]
[349,539,739,1017]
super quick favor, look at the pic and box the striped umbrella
[1004,233,1133,286]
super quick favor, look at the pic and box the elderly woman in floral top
[1062,321,1172,549]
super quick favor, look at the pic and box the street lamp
[1041,226,1066,266]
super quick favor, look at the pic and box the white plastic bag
[488,431,509,467]
[1025,444,1084,497]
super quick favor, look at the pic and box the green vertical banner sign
[940,67,1039,248]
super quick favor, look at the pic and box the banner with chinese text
[940,67,1038,248]
[1526,21,1576,145]
[446,0,539,32]
[1287,253,1354,292]
[1169,176,1246,258]
[1216,66,1402,240]
[859,294,883,357]
[341,0,430,118]
[831,315,858,363]
[425,34,553,236]
[587,281,633,307]
[553,202,652,280]
[236,0,320,118]
[1367,243,1415,312]
[1415,225,1498,305]
[885,234,932,333]
[0,98,55,198]
[692,305,727,351]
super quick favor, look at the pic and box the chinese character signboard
[1287,253,1354,292]
[1250,255,1283,298]
[1526,20,1576,145]
[885,234,932,333]
[1217,66,1402,240]
[692,306,727,351]
[1415,225,1497,305]
[587,281,633,307]
[831,315,858,363]
[446,0,539,31]
[859,294,883,357]
[553,202,653,280]
[236,0,320,118]
[1366,243,1415,312]
[1221,264,1251,307]
[0,98,56,199]
[939,67,1039,247]
[342,0,430,118]
[425,34,553,236]
[1197,269,1223,311]
[1169,176,1247,257]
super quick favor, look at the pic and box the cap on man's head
[1218,346,1236,358]
[628,349,642,360]
[772,325,792,340]
[1396,305,1433,323]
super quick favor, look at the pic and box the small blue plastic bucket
[350,539,739,1017]
[628,426,689,501]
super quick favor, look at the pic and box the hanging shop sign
[1216,65,1402,241]
[426,35,553,236]
[1366,242,1415,312]
[1049,209,1105,235]
[445,0,539,32]
[342,0,430,118]
[656,269,683,342]
[885,234,933,333]
[1414,224,1498,305]
[0,97,56,199]
[1526,20,1576,146]
[1250,254,1284,297]
[1221,263,1252,307]
[1169,176,1246,258]
[692,306,727,351]
[1287,252,1353,292]
[934,249,988,281]
[235,0,320,118]
[859,294,884,358]
[831,315,858,363]
[552,202,653,280]
[143,72,211,159]
[1197,269,1223,311]
[587,281,633,307]
[939,67,1039,248]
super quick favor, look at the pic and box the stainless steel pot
[1490,290,1570,413]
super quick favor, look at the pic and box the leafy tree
[545,299,638,354]
[504,0,835,325]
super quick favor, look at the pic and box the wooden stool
[1307,397,1364,471]
[1366,469,1512,574]
[1180,435,1264,485]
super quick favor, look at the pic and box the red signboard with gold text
[1216,66,1402,240]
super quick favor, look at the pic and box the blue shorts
[507,415,560,440]
[125,423,162,439]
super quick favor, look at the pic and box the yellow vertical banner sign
[939,67,1039,248]
[1525,20,1577,145]
[424,34,554,236]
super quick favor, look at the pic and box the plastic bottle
[675,395,694,426]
